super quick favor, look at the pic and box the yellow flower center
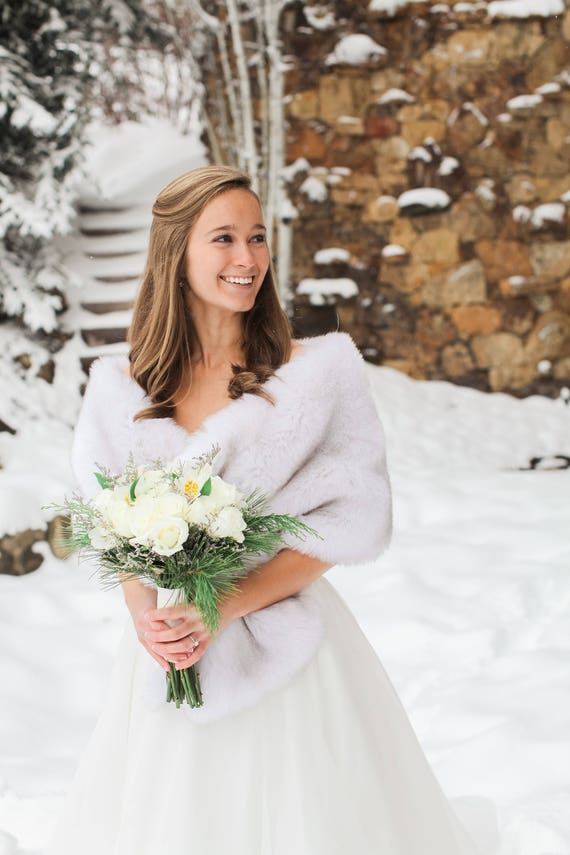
[184,479,200,498]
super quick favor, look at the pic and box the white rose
[134,469,170,497]
[147,516,189,556]
[208,476,245,510]
[129,495,159,543]
[152,493,187,518]
[208,506,247,543]
[184,495,212,527]
[88,525,117,550]
[104,486,136,538]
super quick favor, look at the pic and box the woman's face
[184,188,270,315]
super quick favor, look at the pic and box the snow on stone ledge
[507,93,543,111]
[488,0,565,18]
[377,88,416,106]
[325,34,387,67]
[368,0,412,13]
[382,244,408,258]
[303,4,336,30]
[439,157,460,176]
[314,248,351,265]
[297,277,359,305]
[397,188,452,214]
[300,176,328,203]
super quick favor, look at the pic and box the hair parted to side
[127,165,292,421]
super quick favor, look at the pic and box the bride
[46,165,486,854]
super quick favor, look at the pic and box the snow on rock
[439,157,460,176]
[398,188,452,213]
[507,93,543,111]
[513,205,532,224]
[453,2,487,12]
[296,277,359,305]
[409,146,433,163]
[325,34,387,67]
[488,0,565,17]
[430,3,451,11]
[314,247,351,264]
[530,203,565,227]
[368,0,412,13]
[280,197,299,221]
[560,190,570,204]
[299,176,328,203]
[535,82,562,96]
[302,4,336,30]
[377,88,416,105]
[281,158,310,182]
[382,244,408,257]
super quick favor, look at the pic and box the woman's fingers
[174,637,210,670]
[143,621,202,644]
[145,604,198,624]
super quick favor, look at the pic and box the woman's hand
[143,600,234,671]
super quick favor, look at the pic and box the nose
[232,240,256,268]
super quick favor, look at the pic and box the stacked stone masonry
[282,0,570,395]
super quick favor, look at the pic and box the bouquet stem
[167,663,203,708]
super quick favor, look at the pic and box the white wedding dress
[46,575,490,855]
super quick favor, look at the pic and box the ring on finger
[188,633,199,652]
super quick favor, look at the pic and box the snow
[487,0,565,18]
[368,0,412,13]
[561,190,570,204]
[303,5,336,30]
[325,34,387,67]
[535,82,562,96]
[513,205,532,224]
[299,176,328,203]
[398,188,452,211]
[2,363,570,852]
[382,244,408,257]
[507,94,543,111]
[296,277,359,304]
[313,247,351,265]
[280,197,299,222]
[281,158,310,182]
[9,96,57,136]
[409,146,432,163]
[377,88,416,105]
[430,3,451,11]
[530,203,565,228]
[439,157,460,176]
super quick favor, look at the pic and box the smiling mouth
[220,275,255,286]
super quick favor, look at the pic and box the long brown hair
[127,165,292,421]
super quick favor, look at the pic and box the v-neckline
[114,339,313,443]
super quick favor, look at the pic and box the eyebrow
[206,223,266,234]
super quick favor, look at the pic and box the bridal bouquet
[50,448,317,710]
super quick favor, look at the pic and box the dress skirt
[45,578,485,855]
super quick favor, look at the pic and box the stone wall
[281,1,570,395]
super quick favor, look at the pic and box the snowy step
[79,229,149,256]
[80,206,152,234]
[78,280,139,305]
[79,308,133,330]
[66,252,146,280]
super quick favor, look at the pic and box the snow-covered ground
[0,363,568,855]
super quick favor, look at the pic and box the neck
[189,299,245,369]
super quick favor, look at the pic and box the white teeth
[222,276,254,285]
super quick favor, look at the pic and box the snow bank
[325,34,387,66]
[488,0,565,17]
[296,277,359,305]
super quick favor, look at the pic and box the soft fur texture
[71,332,392,721]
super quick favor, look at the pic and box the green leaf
[129,477,140,502]
[200,477,212,496]
[95,472,113,490]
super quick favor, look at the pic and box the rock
[363,195,399,223]
[448,104,488,155]
[564,10,570,42]
[488,360,536,392]
[475,240,533,282]
[553,356,570,380]
[546,119,570,151]
[442,342,475,377]
[451,305,503,335]
[289,89,319,120]
[401,120,446,147]
[501,298,537,335]
[530,241,570,280]
[288,123,327,161]
[419,260,487,308]
[525,311,570,360]
[412,228,459,265]
[415,308,457,348]
[363,107,400,138]
[318,75,355,123]
[0,529,46,575]
[506,174,539,206]
[472,332,524,369]
[37,359,55,383]
[335,116,365,136]
[448,195,496,241]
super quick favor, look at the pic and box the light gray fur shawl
[72,331,392,721]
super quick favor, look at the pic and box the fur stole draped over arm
[72,331,392,565]
[70,332,392,721]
